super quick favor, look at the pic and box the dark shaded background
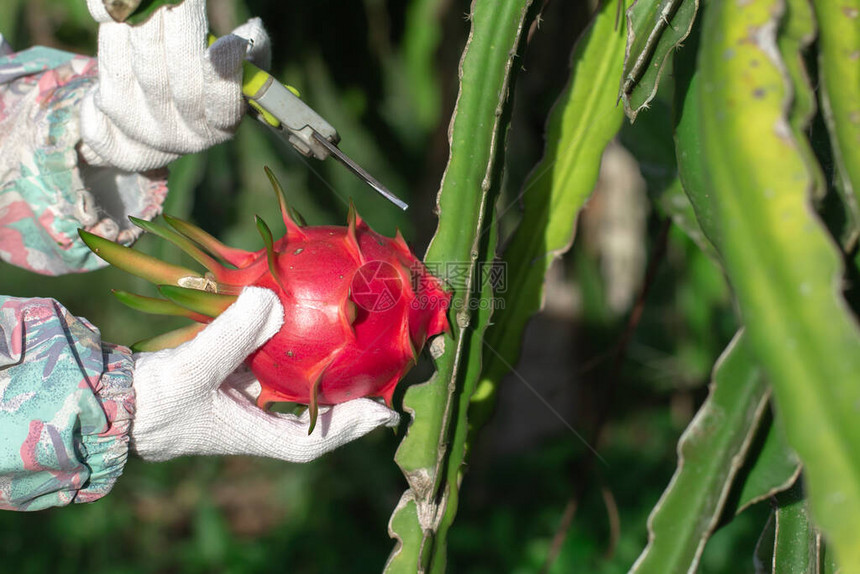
[0,1,762,571]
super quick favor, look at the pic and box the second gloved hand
[80,0,270,172]
[130,287,400,463]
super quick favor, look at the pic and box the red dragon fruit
[79,168,450,428]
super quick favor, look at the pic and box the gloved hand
[79,0,270,172]
[130,287,400,462]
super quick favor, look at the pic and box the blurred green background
[0,1,764,572]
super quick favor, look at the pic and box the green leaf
[473,0,631,429]
[778,0,825,202]
[690,0,860,568]
[111,289,211,323]
[78,229,202,287]
[385,498,427,572]
[812,0,860,248]
[131,323,206,352]
[630,333,770,574]
[124,0,183,25]
[163,215,254,268]
[621,0,699,121]
[254,216,285,292]
[428,221,498,574]
[672,16,722,248]
[730,407,801,515]
[658,177,721,262]
[157,285,236,319]
[623,81,798,528]
[384,0,534,571]
[771,482,820,574]
[755,512,776,573]
[620,97,720,261]
[128,216,223,274]
[822,539,841,574]
[263,166,306,234]
[752,480,839,573]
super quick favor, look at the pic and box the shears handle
[240,61,339,161]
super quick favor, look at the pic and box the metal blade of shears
[311,132,408,211]
[240,61,408,211]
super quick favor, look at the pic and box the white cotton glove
[130,287,400,462]
[80,0,271,171]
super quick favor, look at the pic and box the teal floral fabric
[0,296,135,511]
[0,43,167,276]
[0,40,167,510]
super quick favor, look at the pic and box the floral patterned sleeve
[0,37,168,276]
[0,295,135,511]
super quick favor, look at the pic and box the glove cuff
[129,349,206,461]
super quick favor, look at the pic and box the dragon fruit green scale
[79,167,450,424]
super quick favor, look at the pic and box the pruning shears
[111,0,407,210]
[238,59,409,211]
